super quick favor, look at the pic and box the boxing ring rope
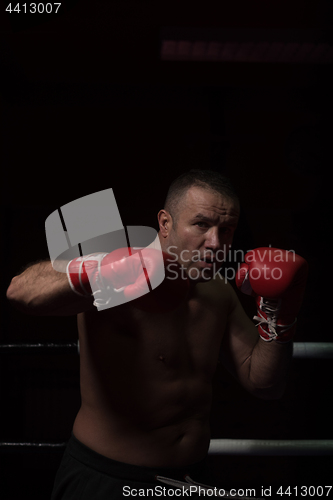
[0,342,78,354]
[208,439,333,456]
[1,439,332,455]
[1,342,332,455]
[292,342,333,358]
[1,342,333,357]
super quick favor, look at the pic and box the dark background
[0,1,332,498]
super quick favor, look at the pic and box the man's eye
[195,222,208,228]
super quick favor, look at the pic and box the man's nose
[204,228,222,250]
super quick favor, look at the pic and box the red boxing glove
[67,247,189,313]
[235,247,308,343]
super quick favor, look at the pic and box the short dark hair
[164,169,239,226]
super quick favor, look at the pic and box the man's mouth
[201,255,215,263]
[199,256,215,268]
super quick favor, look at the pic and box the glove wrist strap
[66,253,108,298]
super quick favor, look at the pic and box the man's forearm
[6,261,93,315]
[247,338,293,399]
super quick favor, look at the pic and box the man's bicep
[220,285,259,381]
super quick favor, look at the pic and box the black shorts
[50,434,219,499]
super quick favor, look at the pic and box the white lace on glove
[254,297,297,341]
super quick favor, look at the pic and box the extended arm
[6,248,189,316]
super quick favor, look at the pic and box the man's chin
[186,265,215,284]
[191,276,213,285]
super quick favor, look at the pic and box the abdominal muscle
[73,286,225,467]
[73,343,213,467]
[73,379,212,467]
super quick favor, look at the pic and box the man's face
[165,187,240,283]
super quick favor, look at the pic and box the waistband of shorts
[67,433,208,483]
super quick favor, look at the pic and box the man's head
[158,170,240,283]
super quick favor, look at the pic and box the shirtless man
[6,170,307,499]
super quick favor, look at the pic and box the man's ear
[157,209,171,237]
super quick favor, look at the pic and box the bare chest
[85,283,230,382]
